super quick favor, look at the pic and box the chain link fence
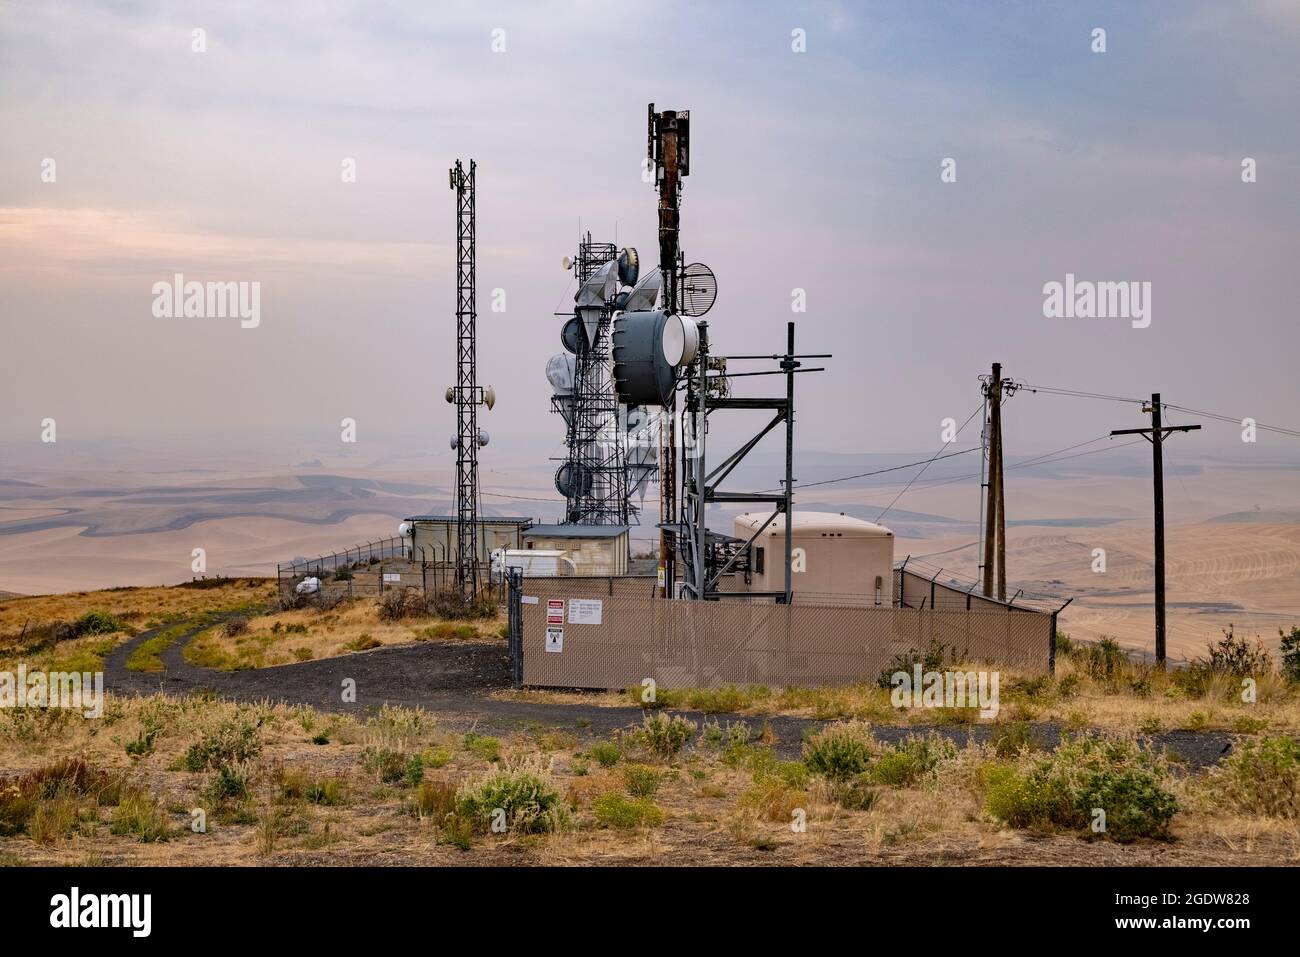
[515,574,1055,689]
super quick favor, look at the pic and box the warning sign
[545,626,564,653]
[546,600,564,625]
[568,598,603,625]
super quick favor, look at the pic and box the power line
[1023,384,1146,405]
[761,446,981,493]
[1162,402,1300,439]
[875,404,983,523]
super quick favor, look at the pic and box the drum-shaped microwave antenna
[545,353,575,393]
[554,461,593,498]
[561,316,583,354]
[661,313,700,366]
[612,310,695,407]
[617,247,640,287]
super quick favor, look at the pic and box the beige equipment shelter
[734,511,894,604]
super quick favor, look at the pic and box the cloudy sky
[2,0,1297,467]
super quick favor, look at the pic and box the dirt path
[101,616,1237,767]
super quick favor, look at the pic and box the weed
[1208,735,1300,818]
[463,733,502,763]
[803,722,876,781]
[635,714,697,760]
[182,716,262,772]
[455,758,570,834]
[592,792,663,829]
[622,764,663,798]
[110,792,170,842]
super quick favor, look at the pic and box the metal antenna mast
[450,159,482,598]
[648,103,689,595]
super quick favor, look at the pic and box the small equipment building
[520,524,630,576]
[405,515,533,564]
[735,511,894,604]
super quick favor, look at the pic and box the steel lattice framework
[450,159,481,596]
[553,236,631,526]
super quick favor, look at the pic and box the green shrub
[205,764,249,803]
[833,775,880,811]
[73,610,123,636]
[1280,627,1300,684]
[992,721,1039,758]
[405,754,425,787]
[360,747,408,783]
[636,714,696,759]
[871,734,954,787]
[803,722,876,781]
[593,793,663,829]
[306,778,347,806]
[1201,625,1272,677]
[182,717,262,772]
[455,761,570,834]
[1210,735,1300,818]
[983,735,1177,842]
[622,764,663,798]
[346,633,382,652]
[1072,637,1130,683]
[420,745,453,769]
[877,636,959,688]
[463,733,501,763]
[587,740,621,768]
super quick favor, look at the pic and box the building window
[754,547,765,575]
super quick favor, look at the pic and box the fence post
[508,567,523,688]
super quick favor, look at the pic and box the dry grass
[494,651,1300,735]
[0,579,274,638]
[0,580,276,673]
[184,595,505,670]
[0,692,1297,866]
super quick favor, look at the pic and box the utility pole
[981,363,1017,600]
[1110,393,1200,665]
[981,363,1003,598]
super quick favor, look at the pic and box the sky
[1,0,1298,471]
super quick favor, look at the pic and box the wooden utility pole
[1110,393,1200,665]
[982,363,1004,598]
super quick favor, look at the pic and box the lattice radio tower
[449,159,484,597]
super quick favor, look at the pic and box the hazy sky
[2,0,1298,468]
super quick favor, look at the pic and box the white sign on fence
[568,598,603,625]
[383,573,401,583]
[522,596,538,605]
[545,626,564,653]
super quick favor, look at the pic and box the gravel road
[102,618,1239,768]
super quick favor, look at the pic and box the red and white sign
[546,599,565,625]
